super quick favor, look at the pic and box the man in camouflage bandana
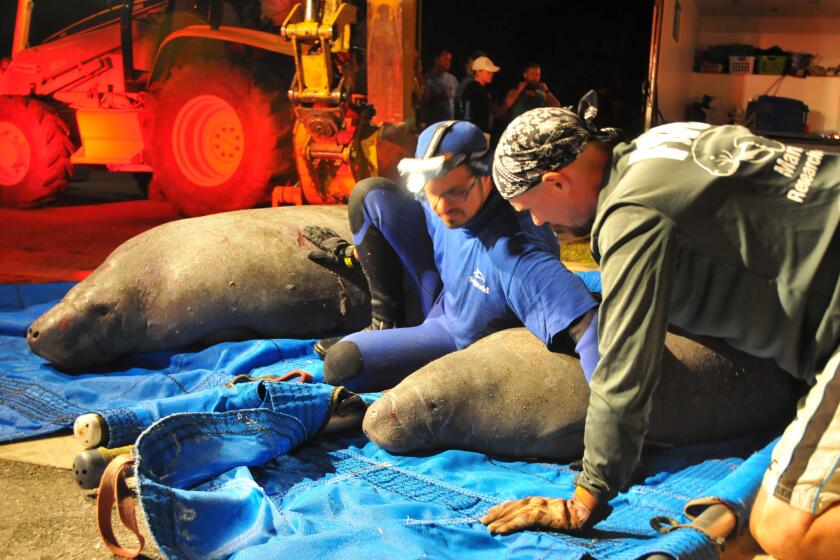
[492,91,619,238]
[492,108,592,198]
[484,92,840,560]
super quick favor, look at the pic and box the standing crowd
[416,49,562,145]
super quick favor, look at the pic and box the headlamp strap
[424,120,458,158]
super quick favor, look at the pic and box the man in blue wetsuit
[304,120,600,393]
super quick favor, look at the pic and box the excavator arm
[278,0,378,205]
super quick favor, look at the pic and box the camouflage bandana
[493,90,620,199]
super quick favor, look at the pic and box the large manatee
[363,328,802,460]
[27,206,370,371]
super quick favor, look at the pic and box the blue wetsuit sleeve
[502,243,598,346]
[575,312,600,383]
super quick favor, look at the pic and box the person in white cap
[460,55,501,134]
[455,49,486,119]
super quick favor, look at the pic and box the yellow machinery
[277,0,417,206]
[278,0,374,205]
[0,0,418,215]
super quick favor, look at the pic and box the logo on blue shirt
[468,268,489,294]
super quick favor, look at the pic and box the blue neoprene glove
[574,312,600,383]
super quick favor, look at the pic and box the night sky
[420,0,653,135]
[1,1,653,134]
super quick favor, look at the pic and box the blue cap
[415,120,488,161]
[399,121,491,192]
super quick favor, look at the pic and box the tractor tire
[143,62,294,216]
[0,96,73,207]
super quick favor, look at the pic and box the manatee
[27,206,370,371]
[363,328,802,460]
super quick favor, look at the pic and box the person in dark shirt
[503,62,561,119]
[460,56,500,135]
[483,92,840,560]
[456,49,486,119]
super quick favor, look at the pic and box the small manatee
[27,206,371,371]
[363,328,801,460]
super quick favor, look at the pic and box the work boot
[313,317,400,359]
[355,225,406,318]
[312,218,407,359]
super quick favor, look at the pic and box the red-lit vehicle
[0,0,417,215]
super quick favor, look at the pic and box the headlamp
[398,120,488,194]
[398,154,469,193]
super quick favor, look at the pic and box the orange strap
[274,369,314,383]
[226,369,314,387]
[96,453,145,559]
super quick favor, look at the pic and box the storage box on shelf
[756,56,788,75]
[728,55,755,74]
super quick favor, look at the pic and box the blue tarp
[134,380,773,560]
[0,277,773,559]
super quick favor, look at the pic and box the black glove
[302,226,357,269]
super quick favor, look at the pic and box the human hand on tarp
[482,487,610,535]
[302,226,357,270]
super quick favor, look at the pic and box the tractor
[0,0,418,215]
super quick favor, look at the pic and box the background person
[420,49,459,127]
[504,62,561,119]
[460,56,501,135]
[456,49,487,119]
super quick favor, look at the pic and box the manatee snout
[28,307,84,368]
[27,298,129,371]
[363,391,431,453]
[27,322,41,343]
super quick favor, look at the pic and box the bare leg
[751,346,840,560]
[750,485,840,560]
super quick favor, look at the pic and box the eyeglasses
[419,175,481,206]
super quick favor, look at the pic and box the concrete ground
[0,172,180,284]
[0,442,163,560]
[0,170,773,559]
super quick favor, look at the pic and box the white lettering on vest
[468,268,490,295]
[774,145,803,179]
[628,122,710,166]
[786,150,824,204]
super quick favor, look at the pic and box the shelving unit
[650,0,840,133]
[689,73,840,131]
